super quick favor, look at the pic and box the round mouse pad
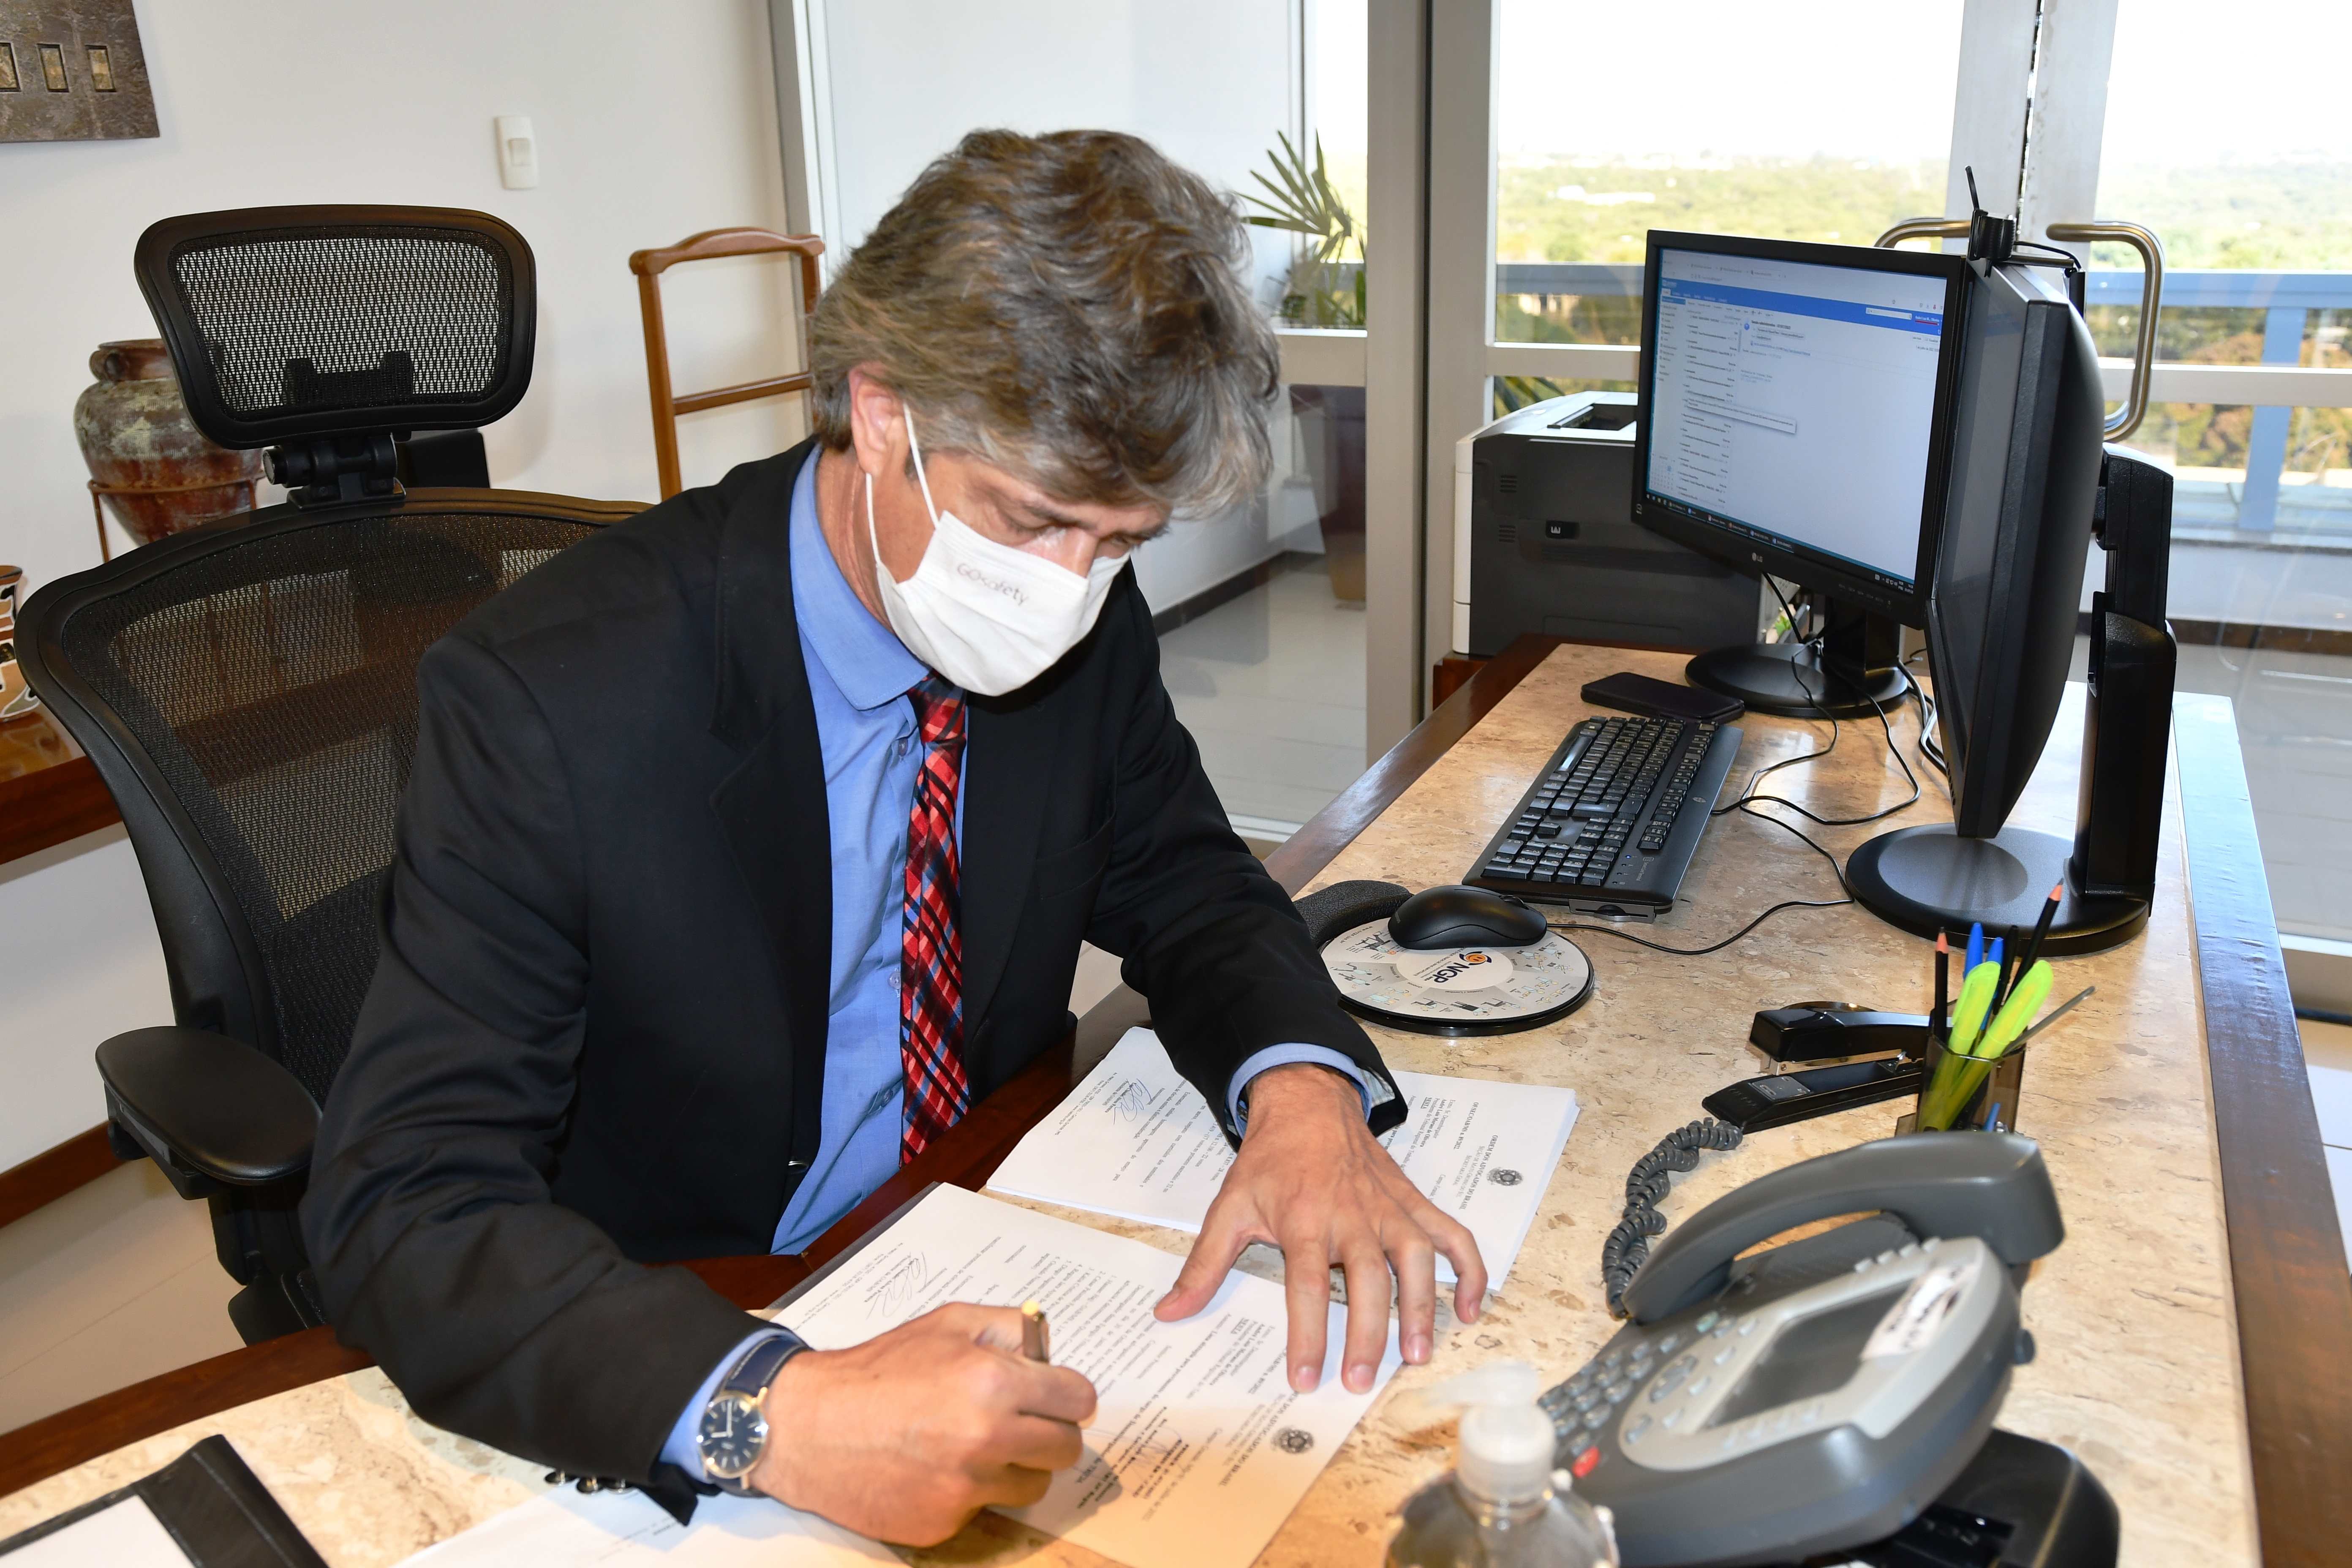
[1318,919,1594,1036]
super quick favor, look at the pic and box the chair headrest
[134,205,536,451]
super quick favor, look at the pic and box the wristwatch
[695,1334,805,1494]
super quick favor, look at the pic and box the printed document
[397,1486,895,1566]
[779,1183,1400,1568]
[987,1028,1579,1288]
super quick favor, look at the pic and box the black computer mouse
[1388,885,1549,950]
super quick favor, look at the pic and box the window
[1490,0,1963,413]
[2093,0,2352,943]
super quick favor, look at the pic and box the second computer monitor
[1633,233,1972,713]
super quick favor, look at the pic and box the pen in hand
[1021,1299,1052,1364]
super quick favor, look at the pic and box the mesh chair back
[135,207,536,449]
[22,502,628,1101]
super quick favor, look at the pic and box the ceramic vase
[74,339,264,549]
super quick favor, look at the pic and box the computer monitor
[1632,233,1972,716]
[1633,227,2122,947]
[1846,258,2118,948]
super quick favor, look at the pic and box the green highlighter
[1973,960,2053,1060]
[1945,961,2002,1056]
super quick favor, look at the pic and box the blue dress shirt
[659,452,1375,1481]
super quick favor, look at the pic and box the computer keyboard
[1465,714,1742,919]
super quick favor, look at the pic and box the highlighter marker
[1975,960,2053,1060]
[1946,960,2001,1058]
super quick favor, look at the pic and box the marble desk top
[0,643,2253,1567]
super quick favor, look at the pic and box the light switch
[495,114,538,190]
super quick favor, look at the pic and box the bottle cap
[1393,1360,1554,1508]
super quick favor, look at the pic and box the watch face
[698,1390,768,1479]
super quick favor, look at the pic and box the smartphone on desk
[1582,670,1745,724]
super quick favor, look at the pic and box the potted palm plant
[1245,134,1366,601]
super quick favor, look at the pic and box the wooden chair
[628,228,826,499]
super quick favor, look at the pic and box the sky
[1489,0,1960,162]
[2101,0,2352,162]
[1315,0,2351,166]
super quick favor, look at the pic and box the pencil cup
[1915,1039,2027,1132]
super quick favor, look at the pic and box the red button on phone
[1571,1445,1603,1478]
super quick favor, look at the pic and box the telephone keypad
[1647,1354,1699,1401]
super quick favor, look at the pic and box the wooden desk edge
[2170,695,2352,1568]
[5,637,2341,1567]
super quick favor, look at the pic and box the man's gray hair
[809,129,1281,517]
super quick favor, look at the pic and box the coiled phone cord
[1601,1118,1745,1317]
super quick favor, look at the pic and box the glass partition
[2093,0,2352,945]
[1154,0,1371,843]
[1489,0,1963,411]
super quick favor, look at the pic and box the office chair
[18,206,641,1345]
[629,227,824,498]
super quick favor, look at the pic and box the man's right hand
[749,1304,1098,1546]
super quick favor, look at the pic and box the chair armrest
[96,1027,320,1190]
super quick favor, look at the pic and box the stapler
[1705,1002,1933,1132]
[1751,1002,1930,1064]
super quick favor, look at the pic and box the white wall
[814,0,1305,612]
[0,0,798,1171]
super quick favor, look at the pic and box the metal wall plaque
[0,2,158,142]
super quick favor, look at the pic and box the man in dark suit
[302,129,1484,1546]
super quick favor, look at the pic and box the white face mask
[863,411,1126,695]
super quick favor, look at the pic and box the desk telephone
[1546,1134,2114,1567]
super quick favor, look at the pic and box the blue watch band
[702,1333,806,1495]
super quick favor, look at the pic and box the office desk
[2,637,2346,1566]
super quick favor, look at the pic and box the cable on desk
[1601,1118,1745,1317]
[1548,895,1850,958]
[1712,579,1924,828]
[1902,653,1948,777]
[1547,792,1855,957]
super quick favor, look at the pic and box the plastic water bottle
[1387,1361,1619,1568]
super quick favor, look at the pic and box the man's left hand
[1152,1063,1487,1395]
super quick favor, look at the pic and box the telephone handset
[1545,1134,2072,1568]
[1621,1134,2065,1322]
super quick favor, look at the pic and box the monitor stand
[1844,827,2148,957]
[1685,595,1907,719]
[1846,449,2179,960]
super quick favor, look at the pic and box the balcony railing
[1482,263,2352,537]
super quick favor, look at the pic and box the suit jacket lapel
[959,692,1052,1048]
[707,441,832,1172]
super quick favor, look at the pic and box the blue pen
[1989,936,2004,970]
[1966,923,1985,972]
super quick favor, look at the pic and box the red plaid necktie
[899,674,968,1162]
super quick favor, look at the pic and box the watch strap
[719,1332,802,1399]
[703,1331,807,1495]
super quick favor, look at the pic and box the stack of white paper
[987,1028,1579,1289]
[397,1487,895,1566]
[780,1183,1400,1568]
